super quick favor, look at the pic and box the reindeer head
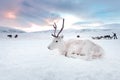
[48,19,65,50]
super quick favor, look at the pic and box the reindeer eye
[56,41,58,43]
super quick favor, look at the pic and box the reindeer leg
[65,52,67,57]
[84,51,93,61]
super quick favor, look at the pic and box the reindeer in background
[7,35,12,38]
[7,34,18,38]
[48,19,104,60]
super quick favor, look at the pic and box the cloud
[4,11,17,19]
[19,0,120,21]
[0,0,120,31]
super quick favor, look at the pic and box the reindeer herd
[91,33,118,40]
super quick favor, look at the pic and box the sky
[0,0,120,32]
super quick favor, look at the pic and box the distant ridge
[0,26,26,33]
[30,23,120,33]
[100,23,120,29]
[30,29,112,34]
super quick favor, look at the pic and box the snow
[0,29,120,80]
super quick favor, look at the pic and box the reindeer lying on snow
[48,19,104,60]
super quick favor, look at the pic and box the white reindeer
[48,19,104,60]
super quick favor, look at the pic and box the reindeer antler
[56,19,64,37]
[51,23,57,37]
[52,19,65,38]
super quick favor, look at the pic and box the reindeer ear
[60,35,64,39]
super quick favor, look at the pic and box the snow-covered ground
[0,29,120,80]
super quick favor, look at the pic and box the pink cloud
[4,11,17,19]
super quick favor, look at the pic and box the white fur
[48,36,104,60]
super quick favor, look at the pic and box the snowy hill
[100,23,120,29]
[31,29,114,35]
[0,26,25,33]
